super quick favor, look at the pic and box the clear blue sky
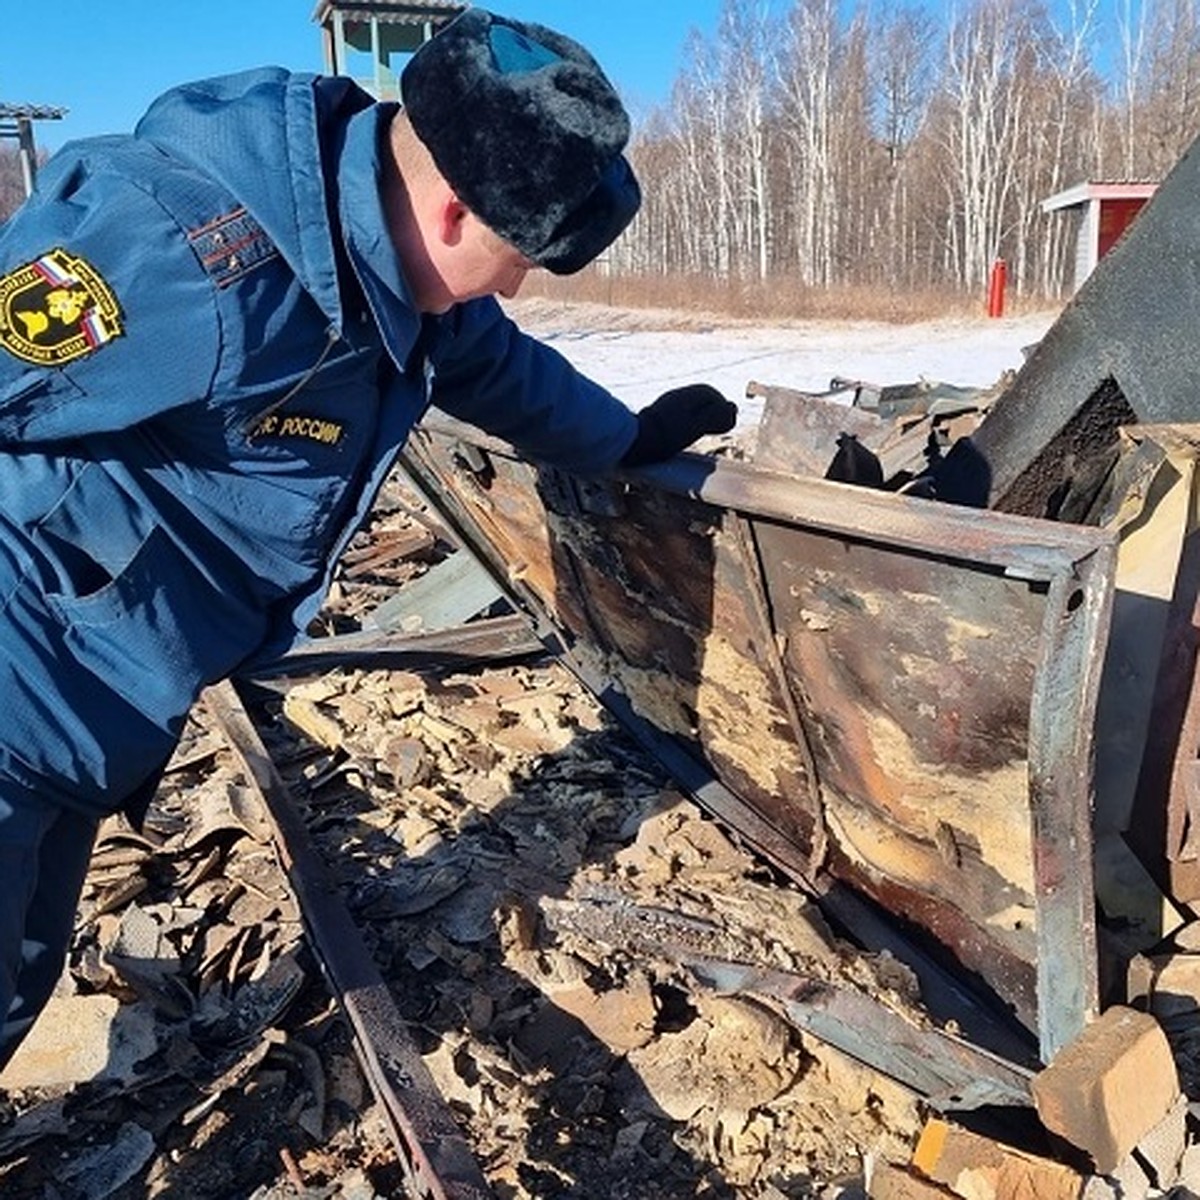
[1,2,720,153]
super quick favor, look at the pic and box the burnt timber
[207,679,494,1200]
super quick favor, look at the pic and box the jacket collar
[336,102,423,367]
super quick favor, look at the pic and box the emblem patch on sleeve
[0,248,123,366]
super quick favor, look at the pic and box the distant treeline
[610,0,1200,301]
[5,0,1197,304]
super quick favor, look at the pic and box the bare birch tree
[1140,0,1200,173]
[777,0,842,285]
[1112,0,1150,175]
[935,0,1034,289]
[870,2,937,287]
[678,29,737,276]
[718,1,779,279]
[1008,0,1104,296]
[617,0,1190,301]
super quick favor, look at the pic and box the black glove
[620,384,738,466]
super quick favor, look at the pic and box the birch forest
[612,0,1200,300]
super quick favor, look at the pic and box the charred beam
[206,680,494,1200]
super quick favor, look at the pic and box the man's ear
[436,192,470,248]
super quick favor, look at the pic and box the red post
[987,258,1007,318]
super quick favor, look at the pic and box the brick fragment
[911,1116,1085,1200]
[1147,952,1200,1020]
[1030,1005,1180,1175]
[0,994,154,1090]
[1125,952,1155,1006]
[1082,1150,1152,1200]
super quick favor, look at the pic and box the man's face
[438,212,535,309]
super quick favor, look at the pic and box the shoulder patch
[188,207,279,289]
[0,248,124,366]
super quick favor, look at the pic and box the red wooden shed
[1042,181,1158,293]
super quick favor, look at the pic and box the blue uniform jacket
[0,68,638,816]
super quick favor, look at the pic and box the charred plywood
[400,417,1118,1061]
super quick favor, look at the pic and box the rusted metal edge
[727,511,827,874]
[244,613,544,679]
[812,881,1039,1067]
[415,414,1112,577]
[1028,545,1116,1059]
[685,959,1034,1111]
[205,680,494,1200]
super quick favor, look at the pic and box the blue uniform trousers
[0,783,99,1071]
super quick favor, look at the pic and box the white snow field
[508,299,1059,432]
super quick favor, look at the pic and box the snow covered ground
[508,299,1060,433]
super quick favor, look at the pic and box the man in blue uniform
[0,8,735,1068]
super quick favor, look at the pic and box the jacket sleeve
[0,140,220,445]
[426,298,637,473]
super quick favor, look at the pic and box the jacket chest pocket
[46,523,265,724]
[34,461,153,599]
[239,337,381,463]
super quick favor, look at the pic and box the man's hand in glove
[620,384,739,466]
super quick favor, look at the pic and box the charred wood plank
[340,525,438,578]
[205,680,493,1200]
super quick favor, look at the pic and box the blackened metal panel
[400,418,1117,1061]
[752,519,1046,1026]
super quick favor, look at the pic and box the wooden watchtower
[311,0,467,100]
[0,102,65,197]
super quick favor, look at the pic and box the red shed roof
[1042,181,1158,213]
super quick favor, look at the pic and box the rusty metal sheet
[750,378,992,486]
[246,614,544,679]
[400,416,1117,1062]
[747,382,887,476]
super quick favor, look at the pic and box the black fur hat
[400,7,641,274]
